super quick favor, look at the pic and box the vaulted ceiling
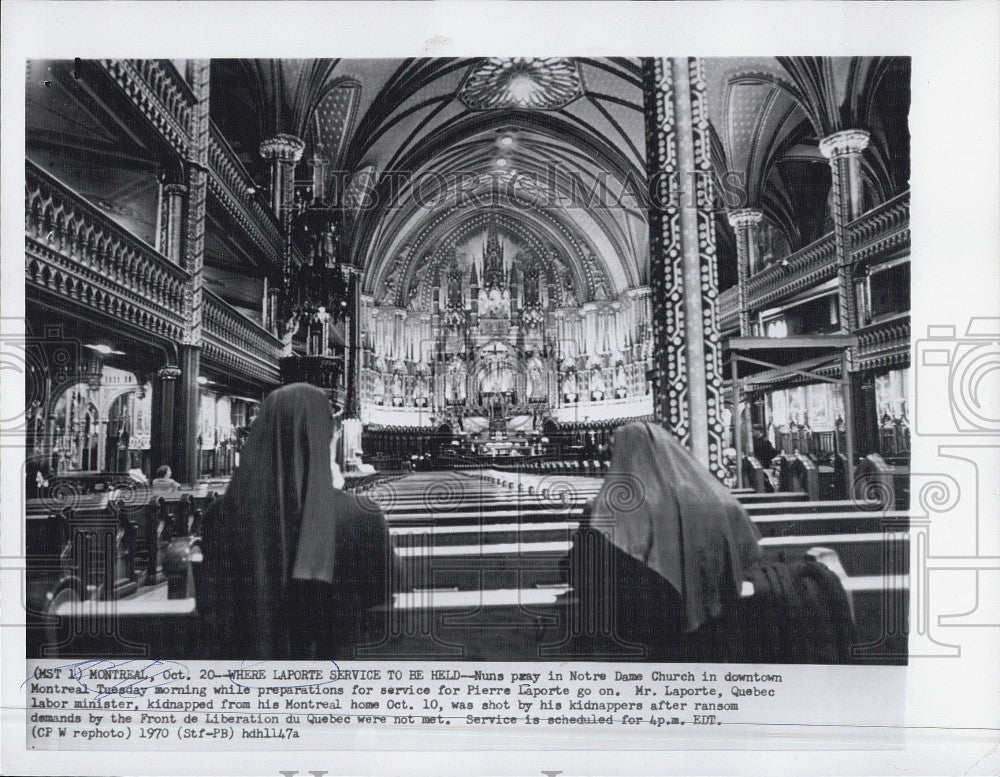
[211,57,650,303]
[32,57,907,306]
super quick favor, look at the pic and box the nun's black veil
[196,383,342,659]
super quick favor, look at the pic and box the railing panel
[207,124,284,262]
[97,60,195,156]
[738,191,909,315]
[25,161,189,342]
[848,191,910,264]
[746,232,838,311]
[201,289,282,385]
[855,313,910,372]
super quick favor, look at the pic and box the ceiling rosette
[459,58,584,111]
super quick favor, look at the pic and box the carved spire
[482,215,505,290]
[446,248,464,309]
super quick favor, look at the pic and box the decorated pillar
[174,59,210,484]
[820,129,872,470]
[158,182,187,265]
[643,57,727,479]
[819,129,870,333]
[726,208,764,337]
[259,134,306,218]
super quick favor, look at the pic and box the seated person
[563,422,761,662]
[752,425,779,466]
[196,383,398,660]
[150,465,180,492]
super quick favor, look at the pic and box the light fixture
[508,74,539,105]
[495,158,509,169]
[197,376,210,386]
[84,343,125,357]
[498,135,515,149]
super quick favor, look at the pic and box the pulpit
[280,355,346,408]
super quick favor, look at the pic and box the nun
[196,383,396,660]
[564,422,762,662]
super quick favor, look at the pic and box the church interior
[24,57,911,661]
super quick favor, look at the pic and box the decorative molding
[206,124,284,264]
[25,160,188,343]
[726,208,764,229]
[459,58,583,111]
[819,129,871,159]
[156,366,182,381]
[259,134,306,163]
[97,60,195,157]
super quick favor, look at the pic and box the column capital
[162,182,188,197]
[157,365,182,381]
[259,133,306,163]
[726,208,764,229]
[819,129,870,159]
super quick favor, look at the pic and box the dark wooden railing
[96,60,196,156]
[25,160,189,342]
[202,288,283,385]
[718,192,910,331]
[207,123,284,263]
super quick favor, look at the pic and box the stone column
[820,129,871,476]
[149,365,181,473]
[643,57,727,479]
[819,129,870,332]
[174,345,201,483]
[726,208,764,337]
[159,182,187,264]
[259,134,306,218]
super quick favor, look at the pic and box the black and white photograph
[3,2,999,774]
[21,53,912,664]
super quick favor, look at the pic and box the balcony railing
[97,60,196,156]
[202,289,282,385]
[855,313,910,372]
[27,160,282,386]
[26,160,189,343]
[207,124,284,263]
[746,232,838,312]
[728,191,910,319]
[848,191,910,264]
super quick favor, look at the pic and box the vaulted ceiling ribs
[204,57,908,299]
